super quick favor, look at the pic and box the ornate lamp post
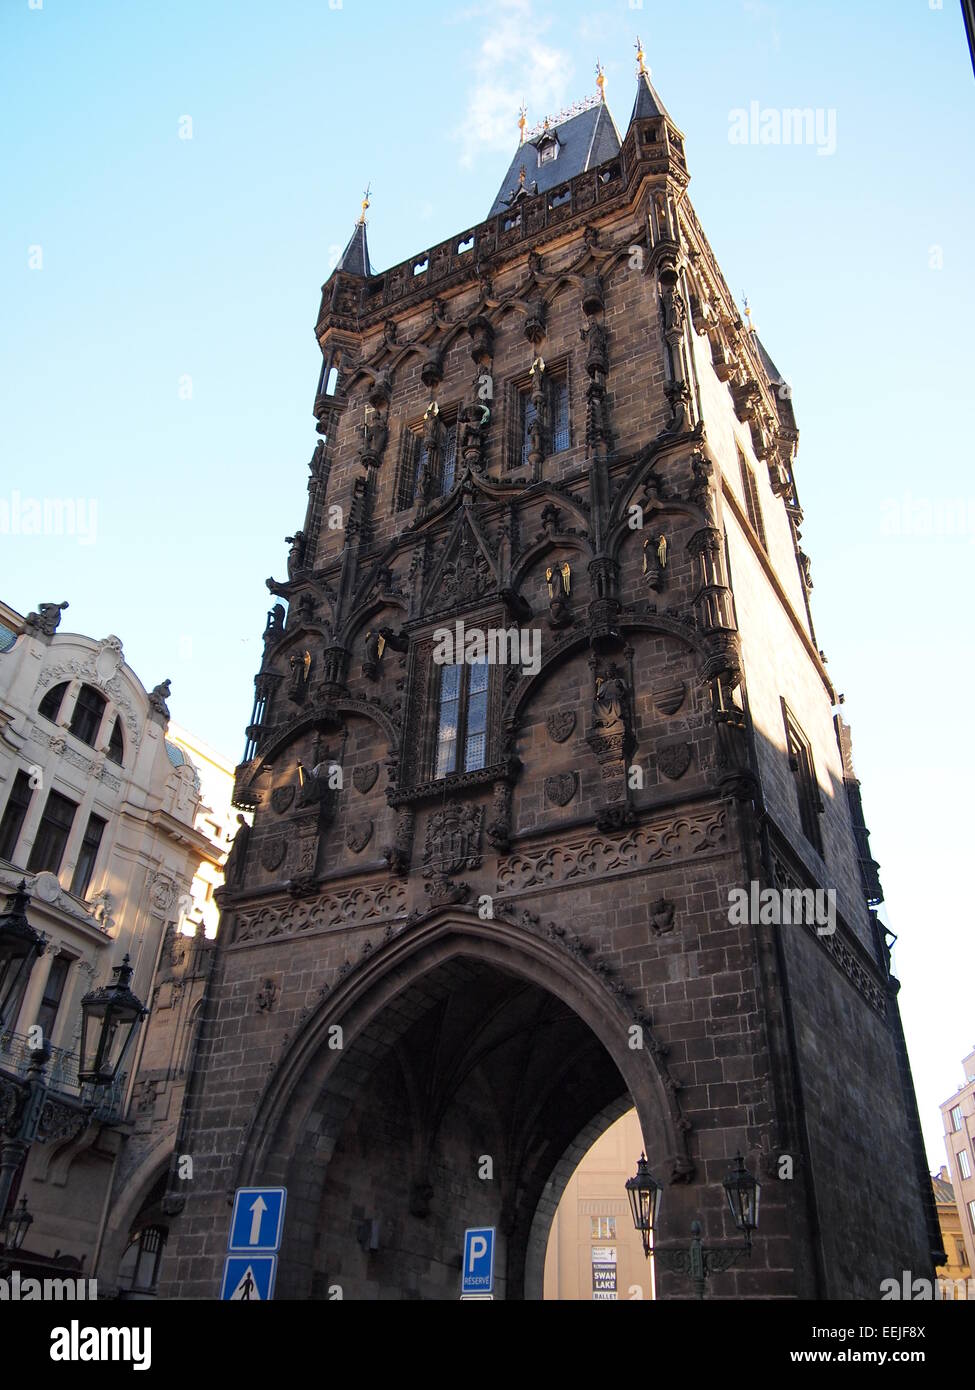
[0,886,146,1241]
[626,1150,761,1299]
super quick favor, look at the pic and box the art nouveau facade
[0,601,229,1288]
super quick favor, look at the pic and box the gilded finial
[635,37,647,77]
[743,294,754,332]
[357,182,371,226]
[595,58,606,102]
[518,164,527,187]
[518,101,527,146]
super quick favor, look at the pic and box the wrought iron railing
[0,1030,127,1118]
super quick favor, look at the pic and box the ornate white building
[0,600,233,1286]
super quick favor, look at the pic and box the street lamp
[1,1195,32,1253]
[0,882,44,1028]
[626,1150,761,1298]
[0,889,147,1235]
[625,1152,662,1259]
[78,955,146,1086]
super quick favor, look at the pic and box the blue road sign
[228,1187,287,1253]
[461,1227,495,1295]
[221,1255,277,1301]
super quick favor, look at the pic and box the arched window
[38,681,69,723]
[69,684,106,747]
[107,715,124,766]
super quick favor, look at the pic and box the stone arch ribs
[230,909,689,1299]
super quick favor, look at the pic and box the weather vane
[635,37,648,77]
[357,182,371,225]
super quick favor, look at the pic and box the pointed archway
[232,909,687,1299]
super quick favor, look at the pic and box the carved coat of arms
[260,838,287,872]
[546,710,576,744]
[657,740,692,781]
[424,805,483,875]
[353,762,380,794]
[271,785,296,815]
[544,772,578,807]
[345,819,374,854]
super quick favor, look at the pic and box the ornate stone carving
[485,780,513,853]
[148,679,172,721]
[383,805,415,875]
[546,710,576,744]
[654,682,687,717]
[423,805,483,875]
[650,899,676,934]
[270,785,296,815]
[657,740,692,781]
[353,762,380,794]
[544,771,578,807]
[233,880,407,945]
[260,838,287,873]
[496,807,727,892]
[545,561,572,629]
[256,979,278,1012]
[346,819,374,854]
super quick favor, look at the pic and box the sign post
[221,1186,288,1300]
[461,1226,495,1298]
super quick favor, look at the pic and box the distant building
[964,0,975,79]
[0,600,232,1290]
[940,1048,975,1275]
[543,1109,652,1300]
[932,1166,971,1298]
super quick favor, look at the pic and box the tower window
[781,702,824,857]
[38,681,69,723]
[433,658,489,778]
[0,769,34,863]
[512,365,570,469]
[26,789,78,876]
[69,684,107,748]
[951,1105,963,1133]
[396,416,458,511]
[70,812,107,899]
[537,138,558,165]
[737,444,767,551]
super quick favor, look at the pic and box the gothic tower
[158,54,937,1300]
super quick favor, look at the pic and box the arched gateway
[155,59,936,1300]
[230,912,683,1301]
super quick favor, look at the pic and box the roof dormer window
[537,136,558,166]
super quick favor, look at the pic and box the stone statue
[363,629,386,679]
[148,679,172,719]
[223,814,251,888]
[643,535,668,592]
[593,665,629,734]
[546,562,572,629]
[288,650,311,701]
[799,551,813,589]
[296,751,336,810]
[263,604,286,646]
[24,601,69,637]
[285,531,307,580]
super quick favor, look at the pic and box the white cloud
[454,0,575,170]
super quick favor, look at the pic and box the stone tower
[159,58,938,1300]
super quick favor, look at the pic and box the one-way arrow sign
[228,1187,287,1254]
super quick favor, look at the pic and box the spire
[336,184,373,277]
[628,38,673,125]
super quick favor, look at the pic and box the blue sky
[2,0,974,1173]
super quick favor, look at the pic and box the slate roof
[487,102,622,219]
[629,70,672,124]
[337,220,373,277]
[753,332,798,435]
[932,1172,956,1205]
